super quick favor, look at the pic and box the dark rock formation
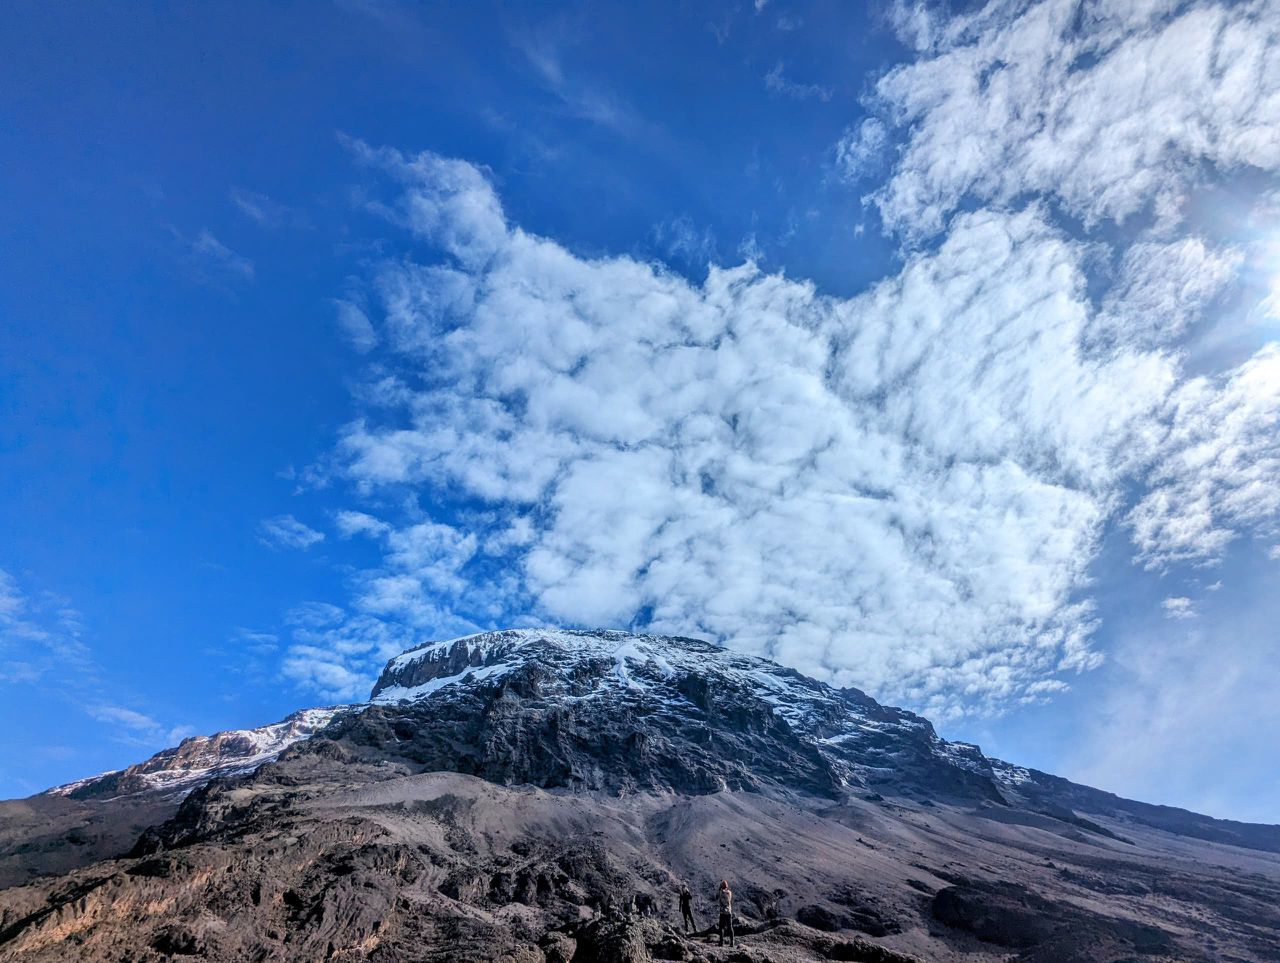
[1,628,1278,962]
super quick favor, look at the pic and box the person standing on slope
[678,884,695,933]
[716,879,735,947]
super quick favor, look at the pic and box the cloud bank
[282,0,1280,717]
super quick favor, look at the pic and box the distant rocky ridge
[46,707,346,801]
[52,628,1280,854]
[3,628,1278,962]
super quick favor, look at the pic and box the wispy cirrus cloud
[258,514,326,551]
[835,118,889,182]
[1065,597,1280,823]
[764,62,833,102]
[0,569,91,686]
[514,28,661,144]
[0,570,190,756]
[86,704,194,747]
[179,229,255,286]
[1129,344,1280,568]
[229,187,291,228]
[333,298,378,353]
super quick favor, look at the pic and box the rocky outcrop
[4,766,1277,961]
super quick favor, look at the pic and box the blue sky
[2,0,1279,822]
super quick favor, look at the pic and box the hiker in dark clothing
[678,884,695,933]
[716,879,735,947]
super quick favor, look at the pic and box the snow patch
[373,661,518,703]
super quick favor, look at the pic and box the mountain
[47,708,346,802]
[1,628,1278,962]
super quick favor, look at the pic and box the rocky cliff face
[2,628,1279,963]
[348,629,999,802]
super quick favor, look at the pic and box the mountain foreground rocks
[1,629,1278,961]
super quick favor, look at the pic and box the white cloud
[1092,238,1241,350]
[835,118,888,181]
[258,514,326,551]
[87,703,193,749]
[764,62,834,102]
[871,0,1280,239]
[1161,596,1196,620]
[334,510,391,538]
[314,147,1218,716]
[229,187,290,227]
[283,2,1280,718]
[652,216,718,266]
[88,704,162,732]
[185,229,254,284]
[1129,344,1280,567]
[0,571,193,755]
[0,569,91,686]
[334,298,378,353]
[279,599,470,701]
[508,34,661,143]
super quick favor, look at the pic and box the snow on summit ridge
[34,627,1280,857]
[47,707,348,801]
[368,628,865,728]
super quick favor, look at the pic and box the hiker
[678,884,695,933]
[716,879,735,947]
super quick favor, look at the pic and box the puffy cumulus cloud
[347,138,507,268]
[1130,344,1280,568]
[1092,238,1241,350]
[312,147,1229,717]
[285,3,1280,716]
[872,0,1280,238]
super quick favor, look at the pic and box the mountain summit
[2,629,1278,962]
[357,628,998,801]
